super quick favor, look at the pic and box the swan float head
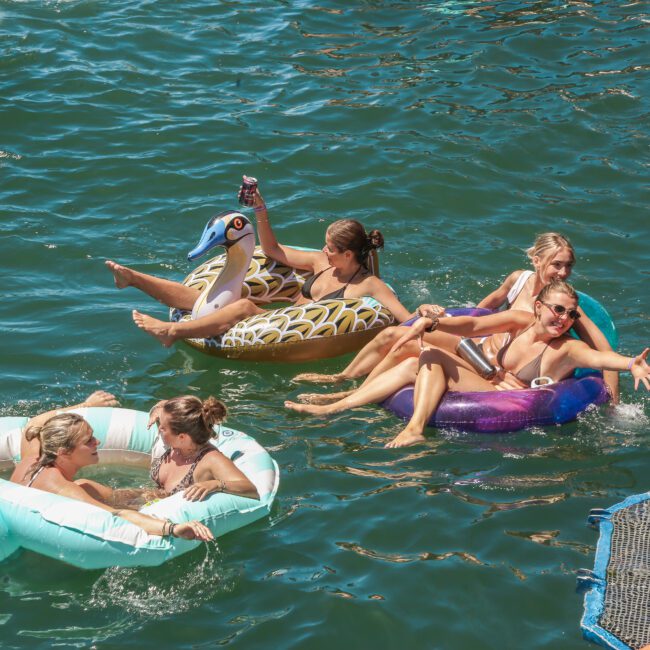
[188,210,258,320]
[188,210,254,261]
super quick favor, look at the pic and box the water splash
[88,543,236,619]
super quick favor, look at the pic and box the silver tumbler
[456,338,497,379]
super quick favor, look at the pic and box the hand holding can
[238,175,258,207]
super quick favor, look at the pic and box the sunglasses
[540,301,580,320]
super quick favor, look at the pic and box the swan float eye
[232,217,244,230]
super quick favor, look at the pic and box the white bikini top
[506,270,534,307]
[27,465,45,487]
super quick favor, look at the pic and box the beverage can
[238,175,258,207]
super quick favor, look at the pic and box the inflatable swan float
[170,210,395,362]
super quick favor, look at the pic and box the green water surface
[1,1,649,648]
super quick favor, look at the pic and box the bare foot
[297,390,355,404]
[132,310,176,347]
[385,427,426,448]
[284,400,331,416]
[292,372,348,384]
[106,260,135,289]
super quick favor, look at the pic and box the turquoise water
[1,1,649,647]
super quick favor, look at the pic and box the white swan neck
[191,235,255,320]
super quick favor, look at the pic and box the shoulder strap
[507,270,534,305]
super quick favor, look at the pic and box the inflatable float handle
[586,508,611,527]
[575,569,604,594]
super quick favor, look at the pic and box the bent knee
[378,326,401,345]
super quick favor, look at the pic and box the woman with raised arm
[294,233,619,402]
[286,280,648,448]
[106,183,413,347]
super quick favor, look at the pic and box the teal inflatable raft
[0,407,279,569]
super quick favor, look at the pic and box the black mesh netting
[599,500,650,649]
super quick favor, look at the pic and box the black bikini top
[301,266,362,301]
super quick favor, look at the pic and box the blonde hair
[24,413,89,480]
[536,279,579,304]
[526,232,575,266]
[162,395,227,445]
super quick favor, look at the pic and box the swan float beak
[187,210,251,261]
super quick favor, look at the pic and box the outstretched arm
[572,309,620,403]
[390,309,532,354]
[250,188,323,273]
[57,479,213,540]
[568,344,650,391]
[365,277,414,323]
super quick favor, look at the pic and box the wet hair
[327,219,384,266]
[24,413,89,480]
[526,233,576,267]
[162,395,227,445]
[536,279,579,305]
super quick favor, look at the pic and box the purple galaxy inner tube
[382,372,610,434]
[382,299,614,433]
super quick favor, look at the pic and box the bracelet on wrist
[254,206,267,212]
[169,522,177,538]
[425,317,438,333]
[628,358,635,371]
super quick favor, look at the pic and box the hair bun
[367,229,384,251]
[202,396,227,430]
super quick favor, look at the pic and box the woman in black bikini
[285,280,650,448]
[106,184,412,347]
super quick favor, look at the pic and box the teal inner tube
[0,407,280,569]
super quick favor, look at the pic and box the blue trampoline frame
[581,491,650,649]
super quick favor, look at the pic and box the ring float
[0,407,279,569]
[382,294,616,433]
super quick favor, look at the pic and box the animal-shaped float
[169,211,395,362]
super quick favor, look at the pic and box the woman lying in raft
[10,412,214,541]
[106,184,413,347]
[285,280,650,448]
[294,232,619,401]
[18,393,259,505]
